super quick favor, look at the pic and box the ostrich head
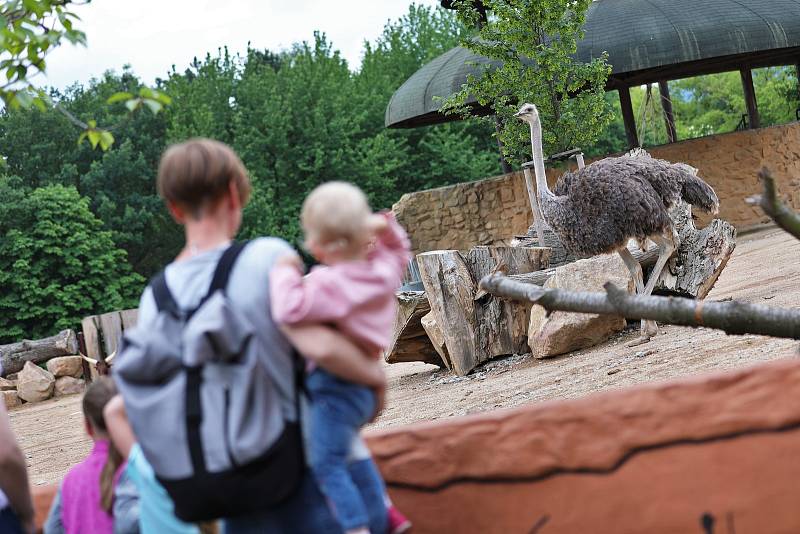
[514,103,540,124]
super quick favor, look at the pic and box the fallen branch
[749,167,800,241]
[479,274,800,340]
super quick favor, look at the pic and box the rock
[5,373,18,381]
[0,377,15,391]
[46,355,83,378]
[16,361,54,403]
[54,376,85,397]
[528,254,634,358]
[2,391,20,409]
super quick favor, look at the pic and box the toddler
[270,181,411,534]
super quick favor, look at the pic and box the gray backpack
[114,241,304,522]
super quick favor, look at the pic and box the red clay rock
[366,358,800,533]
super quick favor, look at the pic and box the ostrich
[515,103,719,345]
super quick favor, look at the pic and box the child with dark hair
[44,377,136,534]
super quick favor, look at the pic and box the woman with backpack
[113,139,388,533]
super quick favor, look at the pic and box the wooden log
[510,248,658,287]
[417,251,481,376]
[418,247,550,376]
[466,246,550,356]
[0,330,78,376]
[421,312,451,370]
[660,202,737,299]
[479,275,800,340]
[384,292,444,367]
[512,224,575,268]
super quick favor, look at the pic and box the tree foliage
[0,182,143,343]
[443,0,613,162]
[0,2,797,342]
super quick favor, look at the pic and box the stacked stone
[3,356,85,409]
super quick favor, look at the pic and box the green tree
[443,0,612,162]
[0,182,144,343]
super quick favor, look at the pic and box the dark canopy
[386,0,800,128]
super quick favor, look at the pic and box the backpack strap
[206,241,250,297]
[150,271,180,317]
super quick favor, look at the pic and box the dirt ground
[11,228,800,486]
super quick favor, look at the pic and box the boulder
[0,377,15,391]
[46,355,83,379]
[16,361,54,403]
[54,376,85,397]
[528,254,634,358]
[3,391,20,409]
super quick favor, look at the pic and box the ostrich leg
[618,247,658,346]
[626,232,676,345]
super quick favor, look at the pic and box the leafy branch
[0,0,171,150]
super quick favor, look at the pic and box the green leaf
[143,99,162,115]
[98,130,115,151]
[107,91,134,104]
[87,130,101,149]
[124,98,140,112]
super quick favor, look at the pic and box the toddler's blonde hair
[301,182,372,251]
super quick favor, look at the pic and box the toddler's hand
[367,213,389,235]
[274,253,303,271]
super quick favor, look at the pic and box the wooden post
[740,68,760,129]
[658,80,678,143]
[618,86,639,149]
[522,165,547,247]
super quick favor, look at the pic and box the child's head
[301,182,378,264]
[157,138,251,229]
[82,376,117,439]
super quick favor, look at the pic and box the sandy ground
[11,228,800,485]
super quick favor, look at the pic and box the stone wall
[366,358,800,533]
[394,122,800,254]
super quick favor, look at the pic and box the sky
[43,0,440,90]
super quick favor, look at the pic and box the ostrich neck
[529,120,555,203]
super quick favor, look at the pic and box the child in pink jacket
[271,181,410,534]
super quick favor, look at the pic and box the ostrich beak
[513,110,524,118]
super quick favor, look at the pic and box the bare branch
[479,274,800,340]
[750,167,800,241]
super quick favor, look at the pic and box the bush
[0,181,144,343]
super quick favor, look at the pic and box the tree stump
[655,203,737,299]
[418,247,549,376]
[0,330,79,377]
[421,312,451,370]
[417,251,481,376]
[384,292,444,367]
[466,247,550,356]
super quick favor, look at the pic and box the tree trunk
[510,248,659,287]
[384,292,444,367]
[466,246,550,356]
[421,312,451,370]
[0,330,78,376]
[660,202,737,299]
[418,247,550,376]
[417,250,482,376]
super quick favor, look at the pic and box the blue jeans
[306,369,383,531]
[222,459,387,533]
